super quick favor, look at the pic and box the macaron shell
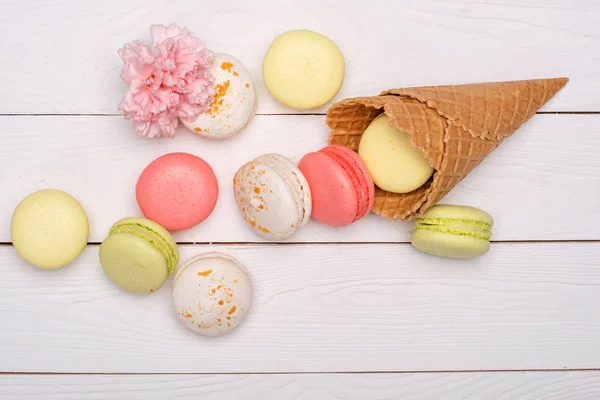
[418,204,494,226]
[136,153,219,231]
[320,145,375,221]
[263,30,345,110]
[11,189,89,269]
[257,154,312,227]
[299,151,358,227]
[172,252,252,336]
[359,114,434,194]
[410,229,491,259]
[109,217,180,275]
[99,232,169,294]
[233,154,310,240]
[181,53,257,139]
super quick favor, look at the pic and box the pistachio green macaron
[99,217,179,294]
[410,205,493,259]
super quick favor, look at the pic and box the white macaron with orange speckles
[172,252,252,337]
[181,53,257,139]
[233,154,312,241]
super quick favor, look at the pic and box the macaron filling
[110,221,179,275]
[319,146,371,222]
[415,218,492,241]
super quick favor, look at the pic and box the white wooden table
[1,1,599,399]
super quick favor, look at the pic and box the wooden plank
[0,0,594,114]
[1,114,599,243]
[1,243,599,373]
[1,371,600,400]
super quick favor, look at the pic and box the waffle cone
[326,78,568,219]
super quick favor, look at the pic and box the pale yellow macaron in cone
[359,114,434,194]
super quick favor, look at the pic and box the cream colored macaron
[11,189,89,269]
[359,114,434,193]
[172,252,252,336]
[263,30,345,110]
[181,53,257,139]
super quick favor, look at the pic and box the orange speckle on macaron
[221,61,233,72]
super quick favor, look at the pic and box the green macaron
[99,217,179,294]
[410,205,493,259]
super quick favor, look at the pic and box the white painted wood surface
[2,372,600,400]
[0,0,595,114]
[2,243,599,373]
[1,0,599,398]
[1,114,598,243]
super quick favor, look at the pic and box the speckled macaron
[233,154,311,240]
[181,53,257,139]
[172,252,252,336]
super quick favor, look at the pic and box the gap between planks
[1,368,600,376]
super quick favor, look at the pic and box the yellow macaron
[263,29,345,110]
[11,189,89,269]
[359,114,434,193]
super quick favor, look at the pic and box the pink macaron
[136,152,218,231]
[299,145,375,227]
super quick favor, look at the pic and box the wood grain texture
[1,243,599,373]
[1,114,598,243]
[1,372,600,400]
[0,0,594,114]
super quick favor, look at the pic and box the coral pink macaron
[299,145,374,227]
[136,152,218,231]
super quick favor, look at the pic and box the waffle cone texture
[326,78,568,220]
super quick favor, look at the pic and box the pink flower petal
[118,24,216,138]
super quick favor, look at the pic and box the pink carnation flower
[118,24,215,138]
